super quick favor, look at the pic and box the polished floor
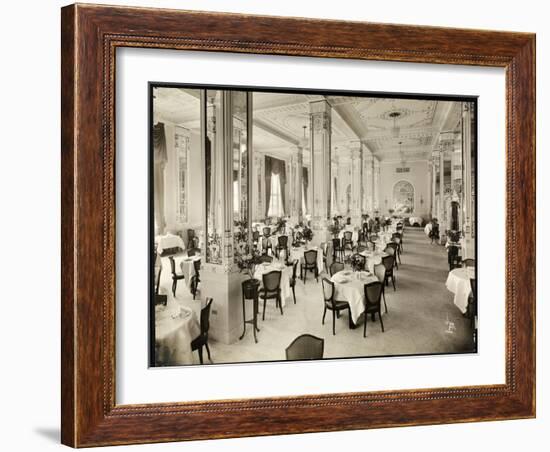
[162,227,475,365]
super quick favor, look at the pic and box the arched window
[393,180,414,214]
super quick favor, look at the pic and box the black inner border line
[147,81,479,368]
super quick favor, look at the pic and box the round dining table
[155,301,201,366]
[289,245,324,273]
[179,255,202,287]
[330,270,378,324]
[359,250,388,273]
[445,267,475,313]
[253,261,292,306]
[156,233,186,254]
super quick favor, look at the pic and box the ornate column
[462,102,475,259]
[289,145,303,223]
[309,99,332,245]
[438,147,445,239]
[373,158,380,214]
[331,155,339,216]
[430,152,438,219]
[201,90,250,345]
[350,143,363,224]
[363,152,374,216]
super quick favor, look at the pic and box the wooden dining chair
[320,242,328,274]
[463,258,475,268]
[262,226,271,237]
[448,245,461,271]
[301,249,319,283]
[187,228,196,250]
[385,242,400,268]
[285,334,324,360]
[373,263,388,313]
[191,298,213,364]
[382,254,396,291]
[468,277,477,330]
[342,230,354,251]
[392,232,404,253]
[187,248,200,257]
[363,281,384,337]
[252,230,260,249]
[276,235,289,259]
[190,259,201,299]
[168,256,185,297]
[332,237,345,262]
[321,278,352,335]
[289,259,298,304]
[329,261,345,277]
[260,270,283,320]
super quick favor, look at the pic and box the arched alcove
[393,180,414,214]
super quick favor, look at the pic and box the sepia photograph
[149,85,477,367]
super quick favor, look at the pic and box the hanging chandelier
[399,141,406,167]
[389,111,401,138]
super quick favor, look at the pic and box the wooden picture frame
[61,3,535,447]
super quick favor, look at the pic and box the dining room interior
[150,85,478,367]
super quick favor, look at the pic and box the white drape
[267,173,285,217]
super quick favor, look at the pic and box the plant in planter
[236,249,262,281]
[350,253,365,272]
[302,225,314,243]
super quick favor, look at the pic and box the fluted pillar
[462,102,475,259]
[200,90,251,345]
[289,145,304,223]
[438,148,445,239]
[309,99,332,245]
[373,158,380,214]
[350,144,362,224]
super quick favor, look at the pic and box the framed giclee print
[61,3,536,448]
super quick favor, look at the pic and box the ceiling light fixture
[389,111,401,138]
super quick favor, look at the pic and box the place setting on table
[330,268,379,326]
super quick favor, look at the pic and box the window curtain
[153,122,168,235]
[302,167,309,214]
[266,156,286,218]
[264,156,272,218]
[279,160,286,213]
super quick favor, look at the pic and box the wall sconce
[384,198,388,205]
[420,195,424,206]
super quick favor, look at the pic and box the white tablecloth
[446,267,475,313]
[359,250,388,273]
[156,233,185,253]
[179,255,202,287]
[155,302,201,366]
[331,270,378,324]
[253,262,292,306]
[289,246,324,272]
[424,223,433,236]
[373,232,392,251]
[409,216,423,226]
[338,227,359,243]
